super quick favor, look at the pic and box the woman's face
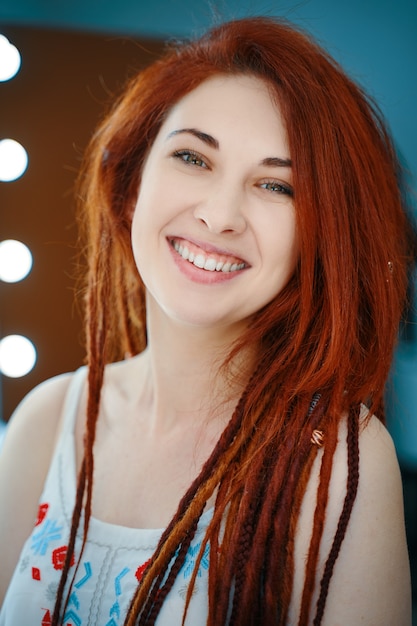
[132,74,299,334]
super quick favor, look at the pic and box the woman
[0,16,412,626]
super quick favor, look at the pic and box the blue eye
[173,150,208,168]
[260,181,293,197]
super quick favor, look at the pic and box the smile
[170,238,247,273]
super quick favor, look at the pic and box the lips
[169,237,247,273]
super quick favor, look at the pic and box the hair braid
[140,516,200,625]
[206,481,241,625]
[204,381,284,624]
[218,395,329,626]
[51,459,86,624]
[228,498,260,625]
[52,232,109,622]
[313,405,360,624]
[298,417,339,624]
[259,401,329,623]
[232,446,282,623]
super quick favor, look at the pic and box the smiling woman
[132,75,298,327]
[0,16,413,626]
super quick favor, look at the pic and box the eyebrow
[167,128,219,149]
[260,156,292,168]
[167,128,292,167]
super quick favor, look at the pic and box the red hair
[53,17,412,624]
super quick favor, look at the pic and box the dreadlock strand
[206,479,243,626]
[229,441,281,624]
[248,451,304,624]
[51,459,86,625]
[298,418,338,624]
[182,473,247,626]
[248,396,330,625]
[215,399,284,622]
[313,405,360,624]
[146,515,201,624]
[51,247,109,621]
[211,393,308,624]
[83,260,109,535]
[228,450,289,622]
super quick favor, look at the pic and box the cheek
[130,186,158,237]
[134,177,183,227]
[130,198,153,269]
[262,211,299,272]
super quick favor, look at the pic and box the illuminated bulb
[0,139,28,182]
[0,34,21,81]
[0,239,33,282]
[0,335,37,378]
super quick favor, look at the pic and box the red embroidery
[135,559,151,582]
[32,567,41,581]
[41,609,51,625]
[52,546,75,570]
[35,503,49,526]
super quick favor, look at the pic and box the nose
[193,184,247,234]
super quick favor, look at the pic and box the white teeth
[194,254,205,268]
[204,258,217,271]
[172,240,245,273]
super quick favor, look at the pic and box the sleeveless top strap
[59,365,88,436]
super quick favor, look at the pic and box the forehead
[156,74,289,154]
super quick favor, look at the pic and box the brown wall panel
[0,25,164,420]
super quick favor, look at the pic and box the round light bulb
[0,138,28,182]
[0,239,33,282]
[0,34,21,81]
[0,335,37,378]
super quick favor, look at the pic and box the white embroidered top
[0,367,211,625]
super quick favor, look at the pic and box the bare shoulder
[322,411,411,625]
[0,371,75,603]
[0,372,74,473]
[290,409,411,625]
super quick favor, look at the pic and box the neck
[140,299,254,432]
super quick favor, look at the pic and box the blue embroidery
[68,591,80,610]
[181,541,210,579]
[109,601,121,620]
[75,562,93,588]
[62,561,93,624]
[105,567,130,626]
[114,567,130,595]
[62,608,82,625]
[31,519,63,555]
